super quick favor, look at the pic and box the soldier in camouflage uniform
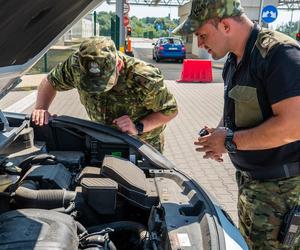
[175,0,300,249]
[31,37,178,152]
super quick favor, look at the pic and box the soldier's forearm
[35,77,57,110]
[141,111,177,133]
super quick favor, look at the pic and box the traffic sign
[124,15,129,27]
[261,5,278,23]
[124,2,130,15]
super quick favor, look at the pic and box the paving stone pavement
[162,80,238,224]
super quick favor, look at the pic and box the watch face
[135,122,144,135]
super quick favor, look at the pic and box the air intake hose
[14,180,76,209]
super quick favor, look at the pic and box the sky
[96,2,300,29]
[97,3,183,19]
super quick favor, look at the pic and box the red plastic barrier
[177,59,213,83]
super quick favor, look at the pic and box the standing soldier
[32,37,178,152]
[174,0,300,248]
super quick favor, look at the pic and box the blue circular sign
[262,5,278,23]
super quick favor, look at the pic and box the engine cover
[0,209,78,250]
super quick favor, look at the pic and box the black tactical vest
[223,24,300,171]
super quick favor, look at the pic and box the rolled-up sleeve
[47,52,79,91]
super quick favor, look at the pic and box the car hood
[0,0,104,100]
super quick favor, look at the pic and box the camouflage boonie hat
[79,37,117,92]
[174,0,244,35]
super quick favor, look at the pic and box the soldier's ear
[116,58,123,73]
[219,19,231,34]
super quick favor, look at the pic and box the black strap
[242,162,300,180]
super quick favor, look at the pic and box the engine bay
[0,114,218,250]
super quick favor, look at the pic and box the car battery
[81,177,118,214]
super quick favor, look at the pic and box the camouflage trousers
[236,171,300,250]
[143,133,165,153]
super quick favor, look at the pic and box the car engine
[0,120,164,250]
[0,116,215,250]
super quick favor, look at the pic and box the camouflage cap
[173,0,244,35]
[79,37,117,93]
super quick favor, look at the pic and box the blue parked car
[152,37,186,63]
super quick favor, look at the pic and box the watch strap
[225,128,237,153]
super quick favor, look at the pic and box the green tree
[96,12,180,38]
[276,20,299,39]
[97,11,115,36]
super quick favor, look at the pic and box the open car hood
[0,0,104,99]
[0,1,249,249]
[0,112,248,249]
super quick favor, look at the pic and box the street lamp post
[258,0,264,26]
[116,0,125,52]
[93,11,97,36]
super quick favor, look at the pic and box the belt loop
[244,171,252,180]
[283,164,291,178]
[240,171,252,182]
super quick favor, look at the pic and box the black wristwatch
[134,121,144,135]
[224,128,237,153]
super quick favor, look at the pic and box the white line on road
[4,91,37,113]
[132,42,153,49]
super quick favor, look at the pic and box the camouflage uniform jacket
[47,51,178,148]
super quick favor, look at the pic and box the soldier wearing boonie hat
[78,37,118,93]
[32,36,178,152]
[180,0,300,249]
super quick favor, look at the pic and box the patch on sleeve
[256,30,300,58]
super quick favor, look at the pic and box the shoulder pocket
[228,85,263,128]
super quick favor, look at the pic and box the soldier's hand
[31,109,54,126]
[112,115,138,135]
[194,126,227,154]
[203,151,223,162]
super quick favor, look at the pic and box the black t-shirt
[223,24,300,171]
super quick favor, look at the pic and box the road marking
[4,91,37,113]
[132,42,153,49]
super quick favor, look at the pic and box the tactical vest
[223,26,300,171]
[224,28,300,130]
